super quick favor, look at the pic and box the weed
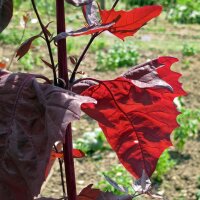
[173,98,200,150]
[182,60,191,69]
[182,44,196,56]
[91,39,106,53]
[74,128,107,155]
[96,164,134,195]
[96,42,139,71]
[19,51,41,71]
[168,2,200,24]
[152,150,176,183]
[196,190,200,200]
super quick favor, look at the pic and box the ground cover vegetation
[0,0,200,200]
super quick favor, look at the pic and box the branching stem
[112,0,120,9]
[69,33,98,84]
[31,0,57,85]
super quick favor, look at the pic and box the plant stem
[54,145,66,197]
[31,0,57,85]
[69,0,120,84]
[112,0,120,9]
[56,1,77,200]
[56,0,68,87]
[70,34,97,84]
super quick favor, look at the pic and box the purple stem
[56,1,77,200]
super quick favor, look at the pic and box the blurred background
[0,0,200,199]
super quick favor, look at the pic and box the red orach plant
[0,0,186,200]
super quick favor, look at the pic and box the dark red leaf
[77,184,132,200]
[69,56,78,65]
[43,21,53,38]
[82,1,100,26]
[54,22,114,42]
[41,58,53,69]
[77,184,101,200]
[0,73,96,199]
[81,57,186,179]
[100,5,162,40]
[16,34,41,60]
[97,192,132,200]
[72,80,97,94]
[121,56,179,91]
[65,0,93,7]
[0,0,13,33]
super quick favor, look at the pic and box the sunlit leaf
[100,5,162,40]
[81,57,186,179]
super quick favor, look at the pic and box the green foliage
[96,42,139,71]
[74,128,107,155]
[14,0,55,16]
[19,51,41,71]
[0,29,22,45]
[182,60,191,69]
[97,151,175,193]
[168,1,200,24]
[173,98,200,150]
[152,150,176,182]
[91,39,106,53]
[96,164,134,195]
[122,0,175,8]
[13,0,26,9]
[196,190,200,200]
[182,44,196,56]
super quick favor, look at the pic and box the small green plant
[168,2,200,24]
[182,60,191,69]
[74,128,107,155]
[197,176,200,188]
[196,190,200,200]
[19,51,41,71]
[152,150,176,182]
[91,39,106,52]
[173,98,200,150]
[96,42,139,71]
[96,164,134,195]
[182,44,196,56]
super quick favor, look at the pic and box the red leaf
[100,5,162,40]
[0,73,96,199]
[69,56,78,65]
[41,58,53,69]
[77,185,132,200]
[54,22,114,42]
[55,5,161,40]
[73,148,85,158]
[97,192,132,200]
[16,34,41,60]
[0,62,6,69]
[81,57,186,179]
[77,184,101,200]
